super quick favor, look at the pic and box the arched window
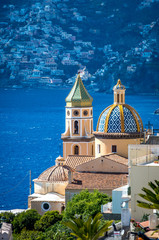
[74,145,79,155]
[74,121,79,134]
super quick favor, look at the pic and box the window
[112,145,117,153]
[121,94,123,103]
[41,202,51,211]
[73,110,79,116]
[97,144,101,154]
[117,94,119,103]
[74,145,79,155]
[74,121,78,134]
[83,110,88,116]
[92,145,93,156]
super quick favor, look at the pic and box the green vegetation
[63,189,112,220]
[14,230,45,240]
[137,180,159,210]
[34,211,62,232]
[44,223,74,240]
[1,190,112,239]
[12,209,41,233]
[0,211,15,224]
[63,212,112,240]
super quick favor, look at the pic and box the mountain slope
[0,0,159,93]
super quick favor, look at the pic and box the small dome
[97,104,143,133]
[37,165,68,182]
[113,79,125,90]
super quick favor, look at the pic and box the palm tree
[137,180,159,210]
[63,212,112,240]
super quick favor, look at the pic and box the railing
[129,144,159,166]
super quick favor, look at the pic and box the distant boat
[154,108,159,114]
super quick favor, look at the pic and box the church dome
[96,80,143,134]
[37,165,68,182]
[97,104,143,133]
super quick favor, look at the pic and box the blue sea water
[0,88,159,210]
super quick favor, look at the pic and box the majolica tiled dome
[97,104,143,133]
[96,79,143,134]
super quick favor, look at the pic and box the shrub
[14,230,45,240]
[34,211,62,232]
[63,189,112,220]
[0,212,15,224]
[12,209,41,233]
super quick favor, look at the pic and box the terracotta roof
[35,165,69,182]
[65,155,94,170]
[66,172,128,190]
[103,153,128,166]
[139,221,149,229]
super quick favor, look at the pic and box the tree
[12,209,41,233]
[44,222,74,240]
[137,180,159,210]
[34,211,62,232]
[63,189,112,220]
[63,212,112,240]
[15,229,45,240]
[0,212,15,224]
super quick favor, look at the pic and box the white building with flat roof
[129,144,159,221]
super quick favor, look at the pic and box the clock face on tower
[73,110,79,116]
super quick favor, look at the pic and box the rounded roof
[65,74,93,107]
[113,79,125,90]
[37,165,69,182]
[96,104,143,133]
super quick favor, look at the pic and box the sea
[0,88,159,210]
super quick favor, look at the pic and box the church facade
[28,74,144,214]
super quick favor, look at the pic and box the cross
[145,121,153,129]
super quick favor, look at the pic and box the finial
[78,67,86,77]
[117,79,121,85]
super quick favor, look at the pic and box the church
[28,74,144,215]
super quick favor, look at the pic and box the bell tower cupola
[65,74,93,107]
[113,79,125,104]
[61,73,95,159]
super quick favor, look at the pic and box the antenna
[29,170,32,195]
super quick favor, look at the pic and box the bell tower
[113,79,126,104]
[61,74,95,159]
